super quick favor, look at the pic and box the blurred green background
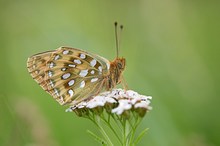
[1,0,219,146]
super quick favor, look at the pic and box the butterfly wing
[27,50,55,90]
[27,47,110,105]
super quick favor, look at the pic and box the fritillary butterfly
[27,22,126,105]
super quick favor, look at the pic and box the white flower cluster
[66,88,152,117]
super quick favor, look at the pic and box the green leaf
[134,128,149,145]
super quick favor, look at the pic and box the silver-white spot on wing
[49,80,55,87]
[49,62,55,68]
[62,73,71,79]
[90,70,95,74]
[68,64,76,68]
[48,71,53,77]
[98,66,102,72]
[74,59,82,64]
[80,81,85,88]
[61,68,67,71]
[79,69,88,77]
[35,70,39,74]
[91,78,98,83]
[90,59,97,67]
[54,55,60,60]
[68,79,75,86]
[80,53,86,59]
[63,50,69,55]
[54,88,59,96]
[68,89,74,97]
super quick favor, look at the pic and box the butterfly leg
[121,75,128,91]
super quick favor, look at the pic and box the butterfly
[27,22,126,105]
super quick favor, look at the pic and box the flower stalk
[66,89,152,146]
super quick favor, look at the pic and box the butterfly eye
[117,59,125,70]
[117,62,123,69]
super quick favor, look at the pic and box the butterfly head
[115,57,126,71]
[109,57,126,87]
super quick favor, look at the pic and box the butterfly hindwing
[27,50,55,90]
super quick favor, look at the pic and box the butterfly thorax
[106,58,126,90]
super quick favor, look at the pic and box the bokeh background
[1,0,219,146]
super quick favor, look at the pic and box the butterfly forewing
[27,47,111,105]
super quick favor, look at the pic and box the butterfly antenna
[119,24,123,54]
[114,22,119,58]
[114,22,124,58]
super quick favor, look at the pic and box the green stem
[129,115,143,145]
[95,115,114,146]
[112,114,123,131]
[100,114,123,145]
[87,116,113,146]
[122,119,127,146]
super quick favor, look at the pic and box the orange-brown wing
[27,50,55,90]
[27,47,111,105]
